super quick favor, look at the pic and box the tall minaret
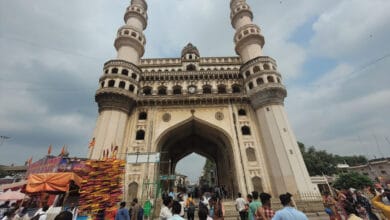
[230,0,316,195]
[89,0,147,159]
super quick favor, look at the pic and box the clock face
[188,86,196,94]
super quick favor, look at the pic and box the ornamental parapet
[104,59,142,74]
[141,70,242,81]
[240,56,277,72]
[248,84,287,109]
[137,93,249,106]
[114,25,146,56]
[230,3,253,28]
[234,27,264,54]
[95,88,137,114]
[124,5,148,29]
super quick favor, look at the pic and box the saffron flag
[60,145,66,156]
[89,137,95,148]
[48,145,52,155]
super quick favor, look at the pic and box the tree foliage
[333,172,373,190]
[298,142,368,176]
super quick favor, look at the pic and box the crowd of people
[322,187,390,220]
[0,202,73,220]
[235,191,309,220]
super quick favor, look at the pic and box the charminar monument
[88,0,319,201]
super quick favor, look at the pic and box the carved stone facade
[88,0,318,201]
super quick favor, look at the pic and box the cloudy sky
[0,0,390,181]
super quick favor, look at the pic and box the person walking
[323,192,340,220]
[272,193,308,220]
[256,192,275,220]
[249,192,261,220]
[130,198,142,220]
[115,202,130,220]
[235,193,247,220]
[160,196,173,220]
[186,196,196,220]
[168,201,184,220]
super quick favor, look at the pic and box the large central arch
[156,117,239,196]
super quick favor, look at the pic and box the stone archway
[156,117,239,196]
[128,182,139,201]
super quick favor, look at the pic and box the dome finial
[181,42,200,57]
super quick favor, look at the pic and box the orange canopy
[26,172,82,193]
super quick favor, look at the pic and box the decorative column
[230,0,316,195]
[90,0,147,159]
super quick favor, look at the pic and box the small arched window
[256,78,264,85]
[158,86,167,95]
[121,69,129,76]
[248,82,254,90]
[267,76,275,83]
[136,130,145,140]
[132,73,137,80]
[245,71,250,78]
[241,126,251,135]
[263,63,271,70]
[119,81,126,89]
[238,73,244,79]
[112,68,118,74]
[108,80,115,87]
[101,81,105,88]
[173,85,182,95]
[217,85,227,94]
[129,84,135,92]
[203,85,212,94]
[238,109,246,116]
[186,64,196,71]
[253,66,261,73]
[232,84,241,93]
[246,148,256,161]
[143,86,152,95]
[138,112,147,120]
[104,69,109,74]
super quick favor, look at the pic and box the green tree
[333,172,373,190]
[0,167,6,178]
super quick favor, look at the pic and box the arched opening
[232,84,241,93]
[119,81,126,89]
[267,76,275,83]
[138,112,147,120]
[121,69,129,76]
[143,86,152,95]
[158,86,167,95]
[248,82,254,90]
[252,176,263,193]
[129,84,135,92]
[128,182,139,201]
[263,63,271,70]
[253,66,260,73]
[157,118,238,196]
[246,148,256,161]
[217,84,227,94]
[186,64,196,71]
[241,126,251,135]
[112,68,118,74]
[245,71,250,78]
[100,81,105,88]
[108,80,115,87]
[256,77,264,85]
[238,109,246,116]
[202,85,212,94]
[172,85,182,95]
[132,73,137,80]
[136,130,145,140]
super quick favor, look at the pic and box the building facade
[89,0,318,200]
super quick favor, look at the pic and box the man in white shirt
[235,193,247,220]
